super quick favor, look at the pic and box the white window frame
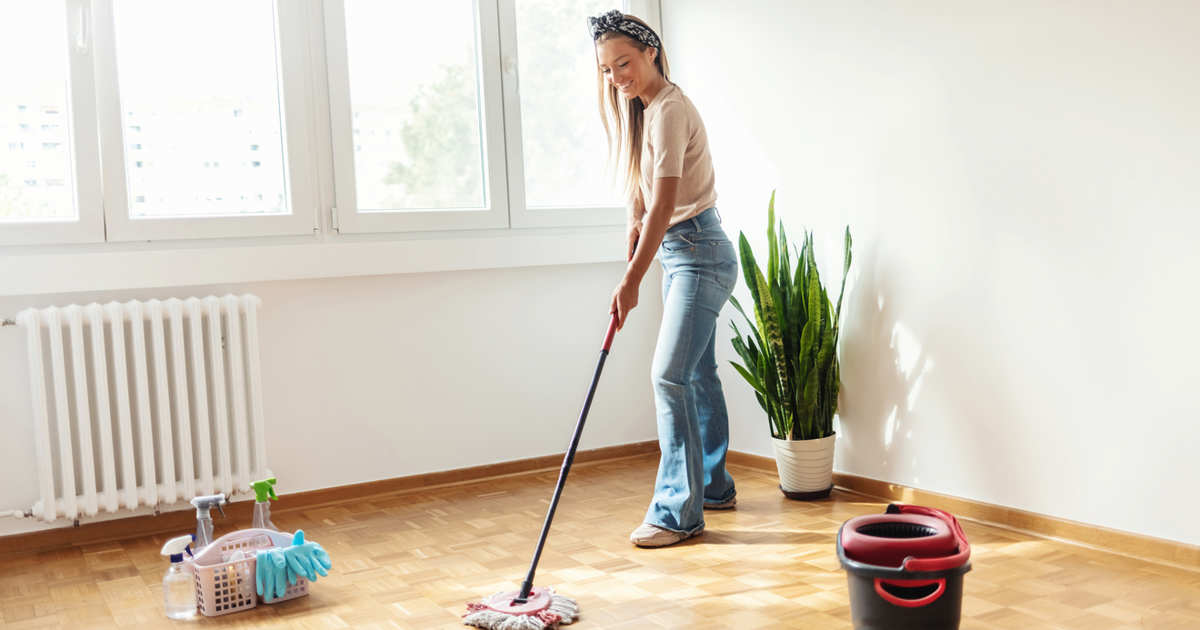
[93,0,320,242]
[322,0,510,234]
[1,0,661,267]
[0,0,105,247]
[498,0,632,230]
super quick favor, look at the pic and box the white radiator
[13,295,270,523]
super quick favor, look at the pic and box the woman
[590,10,739,548]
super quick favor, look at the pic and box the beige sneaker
[703,496,737,510]
[629,523,702,548]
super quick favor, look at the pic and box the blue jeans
[644,207,739,534]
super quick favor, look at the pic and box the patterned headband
[588,9,661,49]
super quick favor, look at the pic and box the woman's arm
[629,190,647,225]
[629,176,678,280]
[611,176,679,329]
[627,192,647,261]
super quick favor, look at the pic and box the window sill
[0,226,628,297]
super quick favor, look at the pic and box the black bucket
[837,504,972,630]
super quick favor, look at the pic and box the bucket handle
[888,504,971,572]
[874,577,946,608]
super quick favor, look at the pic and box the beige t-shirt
[639,82,718,228]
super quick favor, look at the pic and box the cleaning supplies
[190,493,226,549]
[254,530,333,602]
[160,535,196,620]
[282,530,332,582]
[255,547,289,602]
[250,477,279,530]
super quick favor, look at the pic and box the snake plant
[729,191,852,440]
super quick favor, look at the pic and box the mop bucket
[837,504,971,630]
[190,528,309,616]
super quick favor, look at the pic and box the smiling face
[595,34,659,101]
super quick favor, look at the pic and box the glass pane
[113,0,287,218]
[0,1,76,222]
[344,0,485,211]
[515,0,622,208]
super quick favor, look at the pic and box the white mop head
[463,586,579,630]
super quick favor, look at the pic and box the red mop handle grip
[602,313,618,352]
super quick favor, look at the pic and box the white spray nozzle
[190,493,226,517]
[161,535,194,561]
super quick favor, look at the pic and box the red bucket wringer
[837,503,972,630]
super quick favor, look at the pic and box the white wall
[663,0,1200,545]
[0,262,663,536]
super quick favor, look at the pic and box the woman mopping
[590,10,739,548]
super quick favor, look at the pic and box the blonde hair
[594,15,670,207]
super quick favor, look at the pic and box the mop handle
[514,314,618,604]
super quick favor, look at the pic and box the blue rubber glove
[282,530,332,584]
[255,548,288,602]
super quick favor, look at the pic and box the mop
[464,314,620,630]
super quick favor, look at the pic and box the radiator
[14,295,270,523]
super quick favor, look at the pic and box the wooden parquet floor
[1,453,1197,629]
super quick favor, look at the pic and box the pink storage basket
[190,528,309,617]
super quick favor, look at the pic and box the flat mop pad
[463,586,579,629]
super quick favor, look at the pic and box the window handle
[73,2,91,53]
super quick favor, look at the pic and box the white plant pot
[772,433,836,499]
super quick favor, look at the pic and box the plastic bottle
[190,493,226,550]
[250,477,279,530]
[160,535,196,620]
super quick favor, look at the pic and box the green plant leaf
[729,297,767,360]
[738,232,763,319]
[731,296,766,345]
[834,225,852,327]
[767,191,778,293]
[730,361,767,396]
[754,268,790,410]
[814,327,837,434]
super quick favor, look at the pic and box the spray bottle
[250,477,279,530]
[160,535,196,620]
[190,493,226,550]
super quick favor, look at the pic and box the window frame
[0,0,105,246]
[93,0,320,242]
[322,0,510,234]
[497,0,629,230]
[0,0,664,250]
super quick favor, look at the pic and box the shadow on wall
[836,239,1025,500]
[836,242,934,484]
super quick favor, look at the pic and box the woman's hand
[610,277,640,331]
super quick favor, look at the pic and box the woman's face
[596,36,657,100]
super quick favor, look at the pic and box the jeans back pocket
[661,234,697,252]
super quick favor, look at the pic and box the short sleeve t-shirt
[639,82,718,228]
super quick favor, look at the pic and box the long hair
[594,15,670,207]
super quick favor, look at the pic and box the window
[343,1,488,212]
[504,0,624,227]
[325,0,509,233]
[326,0,630,233]
[0,0,103,245]
[2,0,650,247]
[114,0,285,219]
[1,2,73,223]
[96,0,317,240]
